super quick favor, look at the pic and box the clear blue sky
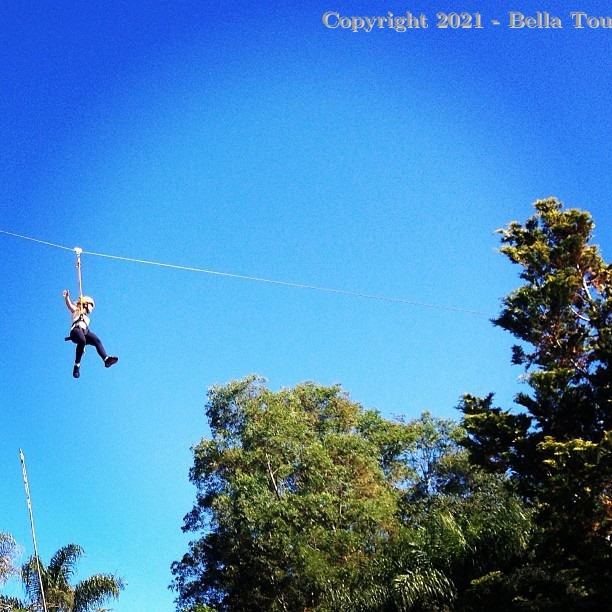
[1,2,611,610]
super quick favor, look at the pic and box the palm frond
[21,556,45,604]
[48,544,85,586]
[394,566,457,610]
[73,574,124,612]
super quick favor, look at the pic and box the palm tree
[8,544,124,612]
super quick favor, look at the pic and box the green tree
[172,378,530,612]
[1,543,124,612]
[172,376,408,611]
[459,198,612,608]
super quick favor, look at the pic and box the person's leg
[85,331,118,367]
[84,330,107,360]
[70,327,87,378]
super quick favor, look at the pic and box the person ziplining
[63,248,118,379]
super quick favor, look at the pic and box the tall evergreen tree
[460,198,612,608]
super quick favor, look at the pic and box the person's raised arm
[62,290,77,313]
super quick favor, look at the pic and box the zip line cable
[0,229,495,317]
[19,449,49,612]
[0,230,75,253]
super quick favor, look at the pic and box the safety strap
[65,247,87,341]
[75,247,83,299]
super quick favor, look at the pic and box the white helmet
[77,295,95,310]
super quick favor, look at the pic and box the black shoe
[104,356,118,368]
[73,365,80,378]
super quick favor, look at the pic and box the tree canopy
[172,378,528,611]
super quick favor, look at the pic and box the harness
[65,313,89,341]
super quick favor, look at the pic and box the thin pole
[74,247,83,298]
[19,449,49,612]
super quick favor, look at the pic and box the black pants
[70,327,108,365]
